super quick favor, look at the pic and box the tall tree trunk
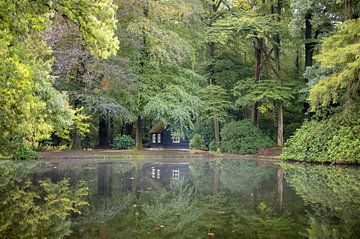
[304,12,314,113]
[109,116,114,145]
[209,34,219,145]
[277,104,284,145]
[209,42,216,85]
[214,118,220,148]
[253,38,262,128]
[135,115,143,150]
[252,103,259,128]
[295,49,300,75]
[344,0,352,19]
[305,12,314,70]
[273,0,283,146]
[99,114,107,147]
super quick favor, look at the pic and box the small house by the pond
[149,122,189,149]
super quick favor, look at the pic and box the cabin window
[157,169,161,179]
[151,168,156,178]
[157,134,161,143]
[152,134,156,143]
[172,134,180,143]
[172,170,180,179]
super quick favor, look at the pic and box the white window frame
[172,170,180,179]
[157,133,161,143]
[152,134,156,143]
[151,168,156,178]
[172,134,180,143]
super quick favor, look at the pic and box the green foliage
[12,142,37,160]
[192,118,215,149]
[208,140,217,152]
[309,19,360,111]
[0,162,89,239]
[77,168,299,239]
[0,0,119,154]
[189,134,206,150]
[112,135,135,150]
[201,85,231,122]
[234,79,293,113]
[213,12,284,42]
[221,120,274,154]
[144,84,203,137]
[281,162,360,238]
[281,107,360,163]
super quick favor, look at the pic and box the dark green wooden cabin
[149,122,189,149]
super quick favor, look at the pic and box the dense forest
[0,0,359,163]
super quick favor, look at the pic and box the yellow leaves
[309,19,360,111]
[258,103,272,114]
[258,202,268,211]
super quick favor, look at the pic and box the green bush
[220,120,274,154]
[208,140,217,152]
[12,142,37,160]
[112,135,135,150]
[189,134,206,150]
[281,109,360,163]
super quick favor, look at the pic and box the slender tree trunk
[252,103,259,128]
[304,12,314,113]
[209,42,216,85]
[99,114,107,147]
[214,118,220,148]
[208,34,220,145]
[277,104,283,145]
[253,38,262,128]
[295,49,300,75]
[345,0,352,19]
[305,12,314,70]
[110,116,114,145]
[273,0,283,146]
[135,115,143,150]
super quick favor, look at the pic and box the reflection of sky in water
[1,158,360,239]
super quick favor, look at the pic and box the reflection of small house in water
[143,162,190,187]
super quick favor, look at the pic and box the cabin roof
[149,122,165,133]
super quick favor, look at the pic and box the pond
[1,154,360,239]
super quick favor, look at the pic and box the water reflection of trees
[74,186,299,239]
[281,163,360,239]
[72,159,301,239]
[0,161,88,239]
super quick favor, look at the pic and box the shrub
[112,135,135,150]
[208,140,218,152]
[220,120,274,154]
[280,120,332,162]
[189,134,206,150]
[12,142,37,160]
[281,108,360,163]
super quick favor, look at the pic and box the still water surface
[1,155,360,239]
